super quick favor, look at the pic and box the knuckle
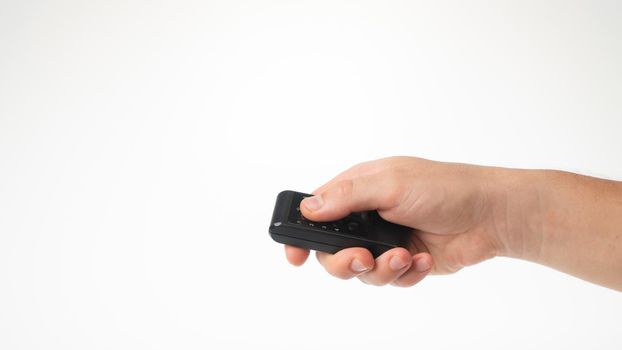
[333,179,354,199]
[351,160,378,176]
[381,168,407,207]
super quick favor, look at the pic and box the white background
[1,1,621,349]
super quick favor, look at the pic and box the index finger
[312,159,386,195]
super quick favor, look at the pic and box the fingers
[315,248,375,279]
[315,247,431,286]
[391,253,433,287]
[285,245,310,266]
[356,248,413,286]
[301,173,402,222]
[311,159,385,195]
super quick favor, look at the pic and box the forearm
[493,168,622,291]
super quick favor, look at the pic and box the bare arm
[284,157,622,291]
[496,169,622,290]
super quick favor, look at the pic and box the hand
[284,156,622,291]
[285,156,508,287]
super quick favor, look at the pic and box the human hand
[285,156,510,287]
[284,156,622,291]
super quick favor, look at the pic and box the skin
[284,156,622,291]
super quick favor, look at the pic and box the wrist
[478,163,622,290]
[485,167,549,261]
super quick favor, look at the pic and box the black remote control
[269,190,412,258]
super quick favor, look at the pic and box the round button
[347,221,360,232]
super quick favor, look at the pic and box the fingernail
[415,257,431,272]
[389,256,408,271]
[350,259,369,273]
[302,195,323,212]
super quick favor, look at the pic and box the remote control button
[347,221,360,232]
[346,220,366,236]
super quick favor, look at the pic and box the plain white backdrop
[1,1,621,349]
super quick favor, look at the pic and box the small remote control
[269,190,412,257]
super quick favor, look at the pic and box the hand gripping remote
[269,190,412,258]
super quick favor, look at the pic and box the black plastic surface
[269,190,412,257]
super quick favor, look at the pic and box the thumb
[300,173,402,222]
